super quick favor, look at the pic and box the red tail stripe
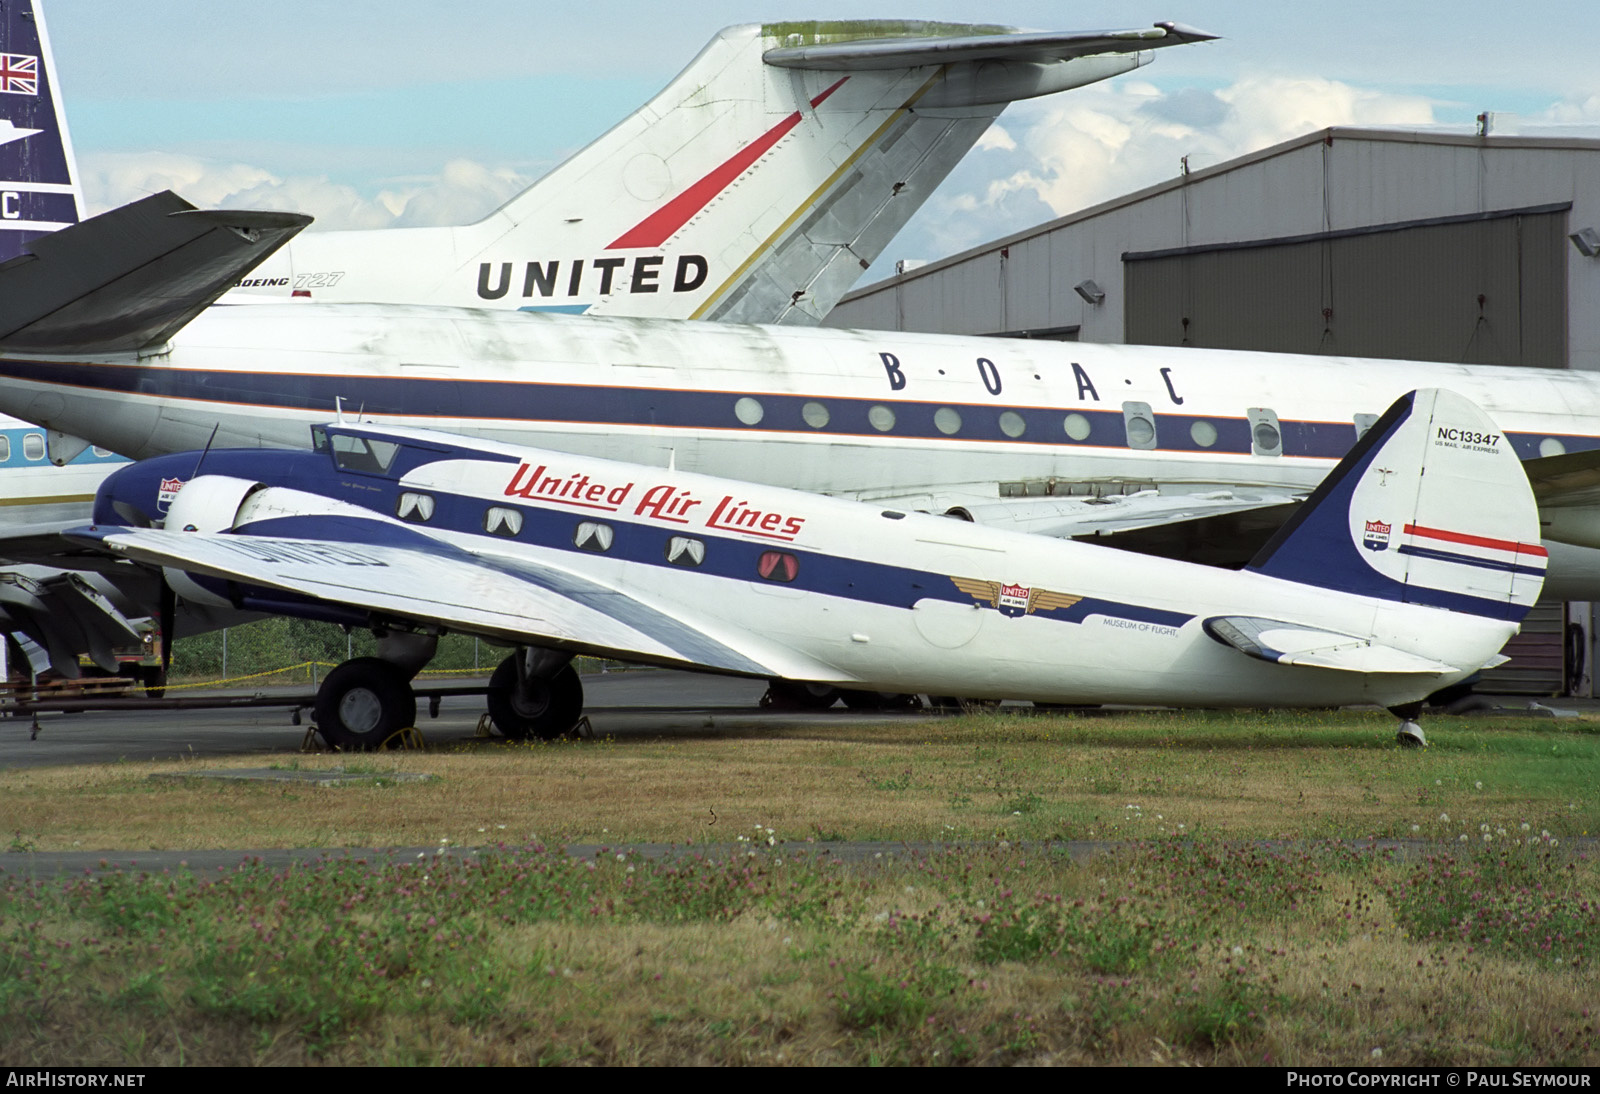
[1403,523,1548,557]
[607,77,849,250]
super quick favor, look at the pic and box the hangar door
[1123,204,1569,367]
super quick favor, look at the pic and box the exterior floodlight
[1074,279,1105,305]
[1571,228,1600,258]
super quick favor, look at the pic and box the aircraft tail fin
[0,0,83,265]
[1246,388,1545,621]
[457,20,1214,325]
[0,190,309,354]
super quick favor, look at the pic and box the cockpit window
[314,427,400,474]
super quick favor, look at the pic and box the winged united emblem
[951,577,1082,618]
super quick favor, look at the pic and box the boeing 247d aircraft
[220,19,1217,325]
[68,388,1543,749]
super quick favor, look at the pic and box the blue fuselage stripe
[6,358,1598,462]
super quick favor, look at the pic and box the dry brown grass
[1,708,1594,852]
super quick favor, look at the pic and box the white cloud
[890,75,1437,266]
[78,151,534,231]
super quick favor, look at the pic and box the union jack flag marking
[0,54,39,96]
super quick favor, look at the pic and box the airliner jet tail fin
[0,190,309,353]
[0,0,83,265]
[1246,388,1545,622]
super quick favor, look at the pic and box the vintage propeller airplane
[62,387,1543,749]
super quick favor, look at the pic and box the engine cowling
[164,475,266,534]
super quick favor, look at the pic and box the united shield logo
[1362,518,1391,552]
[157,477,184,512]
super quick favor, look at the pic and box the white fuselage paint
[162,436,1520,710]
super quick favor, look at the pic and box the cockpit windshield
[312,427,401,474]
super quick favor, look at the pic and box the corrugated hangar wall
[1122,205,1569,366]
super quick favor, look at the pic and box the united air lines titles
[504,462,806,541]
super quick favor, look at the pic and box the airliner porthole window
[734,397,764,426]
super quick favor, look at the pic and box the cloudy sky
[43,0,1600,282]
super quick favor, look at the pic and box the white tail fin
[1247,388,1545,621]
[0,0,82,265]
[232,21,1213,322]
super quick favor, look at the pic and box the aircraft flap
[1203,615,1460,675]
[0,191,310,354]
[763,22,1218,70]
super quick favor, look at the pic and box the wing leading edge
[69,525,842,683]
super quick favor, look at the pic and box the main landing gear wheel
[839,689,921,711]
[487,657,584,740]
[142,665,167,700]
[314,657,417,751]
[760,680,840,710]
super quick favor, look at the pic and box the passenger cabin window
[396,492,435,522]
[757,550,799,583]
[574,521,614,553]
[484,506,523,537]
[0,436,11,462]
[22,433,44,461]
[666,536,706,567]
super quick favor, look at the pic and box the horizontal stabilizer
[1204,616,1459,675]
[0,191,309,353]
[764,22,1217,69]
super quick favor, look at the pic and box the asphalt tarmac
[0,668,912,768]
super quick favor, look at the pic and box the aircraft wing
[955,490,1301,538]
[69,526,841,683]
[1525,448,1600,508]
[1203,616,1461,675]
[0,190,310,354]
[764,21,1218,69]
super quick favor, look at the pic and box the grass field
[1,708,1596,1065]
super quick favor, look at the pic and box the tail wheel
[487,657,583,740]
[314,657,417,751]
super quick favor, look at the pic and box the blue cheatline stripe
[190,434,1195,637]
[1397,544,1548,577]
[3,356,1600,463]
[517,304,592,315]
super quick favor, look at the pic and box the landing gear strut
[1388,701,1427,749]
[487,649,584,740]
[314,657,417,750]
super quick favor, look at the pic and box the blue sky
[42,1,1600,280]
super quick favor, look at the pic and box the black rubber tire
[760,680,840,710]
[839,690,921,711]
[314,657,416,750]
[487,657,584,740]
[142,665,166,700]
